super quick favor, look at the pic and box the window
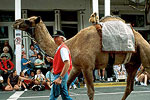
[61,24,78,39]
[46,26,54,36]
[27,11,55,21]
[0,11,15,22]
[121,14,144,27]
[0,40,6,53]
[61,11,78,21]
[0,26,8,38]
[60,11,78,39]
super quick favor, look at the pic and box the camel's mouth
[13,19,29,31]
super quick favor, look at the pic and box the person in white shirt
[34,69,46,85]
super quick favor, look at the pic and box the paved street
[1,85,150,100]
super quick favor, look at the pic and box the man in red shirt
[0,54,14,83]
[49,30,72,100]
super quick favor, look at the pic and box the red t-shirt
[0,60,14,71]
[53,43,72,75]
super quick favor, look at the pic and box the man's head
[53,30,66,45]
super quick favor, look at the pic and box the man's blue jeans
[49,73,72,100]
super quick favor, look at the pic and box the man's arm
[54,60,70,85]
[60,60,70,77]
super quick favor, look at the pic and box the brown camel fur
[13,16,150,100]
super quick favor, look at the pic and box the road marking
[7,91,24,100]
[69,91,79,95]
[18,90,150,99]
[20,96,49,99]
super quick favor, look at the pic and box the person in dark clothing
[5,70,20,91]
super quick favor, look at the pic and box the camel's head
[89,12,99,24]
[13,16,41,31]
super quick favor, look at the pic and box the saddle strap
[123,53,132,64]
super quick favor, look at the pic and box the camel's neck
[34,21,57,57]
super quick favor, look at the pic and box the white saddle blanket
[101,20,135,52]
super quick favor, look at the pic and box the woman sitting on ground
[5,70,20,91]
[136,65,150,86]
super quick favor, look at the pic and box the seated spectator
[113,64,126,82]
[34,69,46,86]
[3,41,13,61]
[29,44,38,69]
[19,71,28,91]
[14,44,26,55]
[0,74,4,89]
[22,44,25,55]
[21,54,31,75]
[46,67,54,89]
[29,71,35,80]
[34,53,46,75]
[135,65,150,86]
[33,40,40,53]
[0,54,14,83]
[45,55,53,68]
[5,70,20,91]
[0,47,11,60]
[25,71,35,89]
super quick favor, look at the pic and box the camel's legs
[67,66,81,90]
[122,63,140,100]
[82,67,94,100]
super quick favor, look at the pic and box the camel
[13,16,150,100]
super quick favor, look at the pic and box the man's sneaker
[73,84,77,89]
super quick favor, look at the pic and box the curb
[80,82,127,88]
